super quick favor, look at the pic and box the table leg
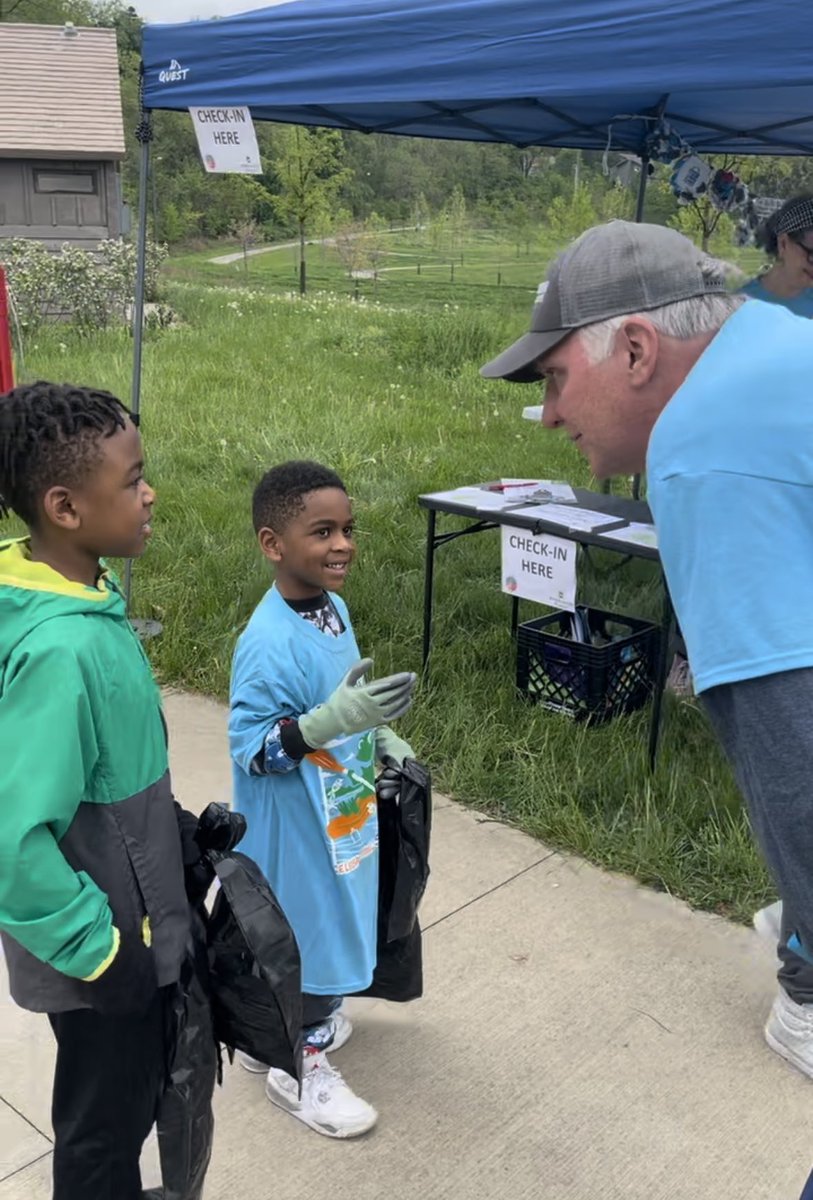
[648,582,674,770]
[511,595,520,638]
[422,508,437,670]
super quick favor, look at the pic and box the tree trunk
[299,222,307,295]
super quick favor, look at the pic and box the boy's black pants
[48,988,172,1200]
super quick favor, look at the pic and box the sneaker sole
[264,1081,377,1139]
[764,1023,813,1081]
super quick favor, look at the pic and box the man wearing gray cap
[481,219,813,1081]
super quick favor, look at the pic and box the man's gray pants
[702,668,813,1005]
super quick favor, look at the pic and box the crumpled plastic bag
[358,758,432,1003]
[147,906,217,1200]
[207,850,303,1083]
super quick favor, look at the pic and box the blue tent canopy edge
[141,0,813,156]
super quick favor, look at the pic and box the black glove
[376,755,404,803]
[175,802,246,908]
[84,927,157,1017]
[195,802,247,856]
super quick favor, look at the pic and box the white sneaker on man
[237,1008,353,1074]
[764,989,813,1080]
[265,1051,378,1138]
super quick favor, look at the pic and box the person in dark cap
[481,219,813,1088]
[741,194,813,318]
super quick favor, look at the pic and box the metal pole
[422,508,437,670]
[634,155,649,223]
[126,97,153,614]
[628,155,650,501]
[130,134,151,421]
[647,583,673,770]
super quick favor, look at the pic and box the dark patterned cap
[774,197,813,237]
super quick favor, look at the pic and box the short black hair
[0,381,130,525]
[252,460,347,533]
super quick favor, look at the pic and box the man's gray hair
[579,292,746,364]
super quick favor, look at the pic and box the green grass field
[2,228,774,925]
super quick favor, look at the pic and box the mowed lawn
[2,250,773,924]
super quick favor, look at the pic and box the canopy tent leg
[629,154,649,501]
[125,103,153,615]
[634,154,649,222]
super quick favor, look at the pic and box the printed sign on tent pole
[189,106,262,174]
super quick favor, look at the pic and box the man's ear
[40,486,81,532]
[258,526,283,563]
[618,318,659,387]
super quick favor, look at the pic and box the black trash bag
[359,916,424,1003]
[207,851,303,1084]
[151,906,218,1200]
[377,758,432,942]
[357,758,432,1004]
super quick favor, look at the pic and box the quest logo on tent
[159,59,190,83]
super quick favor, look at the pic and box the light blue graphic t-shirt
[740,276,813,318]
[229,585,378,995]
[647,300,813,694]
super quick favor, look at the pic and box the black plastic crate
[516,607,658,723]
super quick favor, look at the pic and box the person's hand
[194,803,247,855]
[376,759,403,803]
[184,804,248,903]
[375,726,414,768]
[84,926,157,1016]
[375,724,416,803]
[299,659,416,749]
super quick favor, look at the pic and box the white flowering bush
[0,237,168,333]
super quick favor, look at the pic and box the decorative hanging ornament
[708,168,749,213]
[733,198,760,246]
[670,155,713,205]
[643,118,688,165]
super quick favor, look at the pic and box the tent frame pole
[125,102,153,613]
[634,154,649,223]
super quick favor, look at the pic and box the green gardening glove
[375,725,415,767]
[299,658,416,750]
[375,726,416,802]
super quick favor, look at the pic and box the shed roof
[0,23,125,159]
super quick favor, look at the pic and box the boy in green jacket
[0,381,218,1199]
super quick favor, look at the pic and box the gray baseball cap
[480,220,728,383]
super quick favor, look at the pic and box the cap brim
[479,327,571,383]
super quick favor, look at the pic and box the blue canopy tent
[134,0,813,422]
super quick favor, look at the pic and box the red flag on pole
[0,267,14,393]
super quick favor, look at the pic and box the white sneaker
[764,989,813,1080]
[265,1051,378,1139]
[238,1009,353,1074]
[753,901,783,945]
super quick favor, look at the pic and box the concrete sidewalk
[2,690,813,1199]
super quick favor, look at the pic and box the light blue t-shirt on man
[647,300,813,694]
[229,585,378,995]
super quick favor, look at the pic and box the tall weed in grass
[4,278,772,923]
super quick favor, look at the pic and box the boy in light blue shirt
[229,460,416,1139]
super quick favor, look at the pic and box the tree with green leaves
[546,183,598,243]
[446,185,468,251]
[268,126,350,294]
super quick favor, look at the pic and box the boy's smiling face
[259,486,356,600]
